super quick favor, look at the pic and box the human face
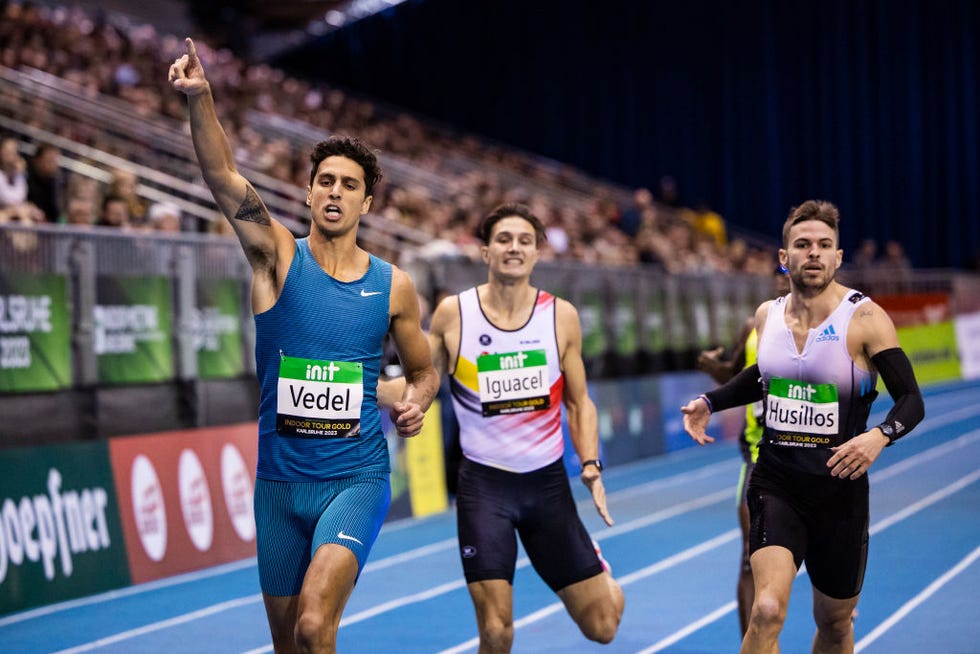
[306,156,372,237]
[482,216,540,280]
[779,219,842,295]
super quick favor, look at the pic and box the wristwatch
[581,459,603,472]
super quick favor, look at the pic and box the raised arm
[557,298,613,526]
[384,268,440,437]
[169,38,292,309]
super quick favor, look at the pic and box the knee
[479,617,514,652]
[815,611,854,644]
[749,593,787,631]
[294,608,337,652]
[580,585,624,644]
[581,611,620,644]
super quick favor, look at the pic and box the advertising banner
[96,276,174,384]
[195,278,244,379]
[405,401,449,517]
[954,311,980,380]
[0,272,71,392]
[895,322,961,386]
[0,442,129,615]
[107,423,257,584]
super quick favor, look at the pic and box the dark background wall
[273,0,980,270]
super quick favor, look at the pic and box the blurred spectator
[852,238,878,269]
[0,136,28,208]
[618,187,654,238]
[876,240,912,272]
[26,143,63,222]
[688,202,728,248]
[106,168,148,227]
[98,193,132,229]
[147,201,182,233]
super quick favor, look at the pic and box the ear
[835,248,843,269]
[480,245,489,264]
[306,187,312,206]
[361,195,373,215]
[778,248,788,266]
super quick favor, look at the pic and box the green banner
[612,291,637,356]
[96,276,174,384]
[196,278,244,379]
[578,289,607,360]
[895,321,961,385]
[0,272,71,392]
[0,442,130,615]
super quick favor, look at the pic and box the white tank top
[757,291,878,474]
[450,287,564,472]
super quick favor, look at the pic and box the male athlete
[682,200,924,653]
[170,38,439,653]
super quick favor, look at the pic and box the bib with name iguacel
[765,376,839,449]
[276,355,363,438]
[476,349,551,417]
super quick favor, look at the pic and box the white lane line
[637,601,738,654]
[855,544,980,651]
[0,557,257,628]
[436,530,742,654]
[50,595,260,654]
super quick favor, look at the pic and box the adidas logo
[815,324,840,342]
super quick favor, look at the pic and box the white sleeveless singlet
[450,287,564,473]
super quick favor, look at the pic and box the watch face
[881,424,894,437]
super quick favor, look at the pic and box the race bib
[477,349,550,417]
[765,377,839,448]
[276,355,363,438]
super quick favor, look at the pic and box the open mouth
[325,204,342,218]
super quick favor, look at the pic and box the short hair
[478,203,547,246]
[309,136,383,197]
[781,200,840,247]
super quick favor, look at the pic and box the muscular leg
[811,587,859,654]
[741,546,797,654]
[294,543,359,653]
[737,499,755,636]
[467,579,514,654]
[263,593,300,654]
[556,571,624,644]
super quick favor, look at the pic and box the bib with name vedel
[276,354,363,438]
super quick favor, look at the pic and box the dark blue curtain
[275,0,980,269]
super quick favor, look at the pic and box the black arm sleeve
[702,363,763,413]
[871,347,925,444]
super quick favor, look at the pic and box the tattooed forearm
[234,185,271,225]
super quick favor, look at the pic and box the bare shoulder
[554,296,581,324]
[429,293,461,334]
[849,297,900,356]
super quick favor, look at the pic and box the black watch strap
[581,459,603,472]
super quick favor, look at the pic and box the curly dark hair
[308,137,383,196]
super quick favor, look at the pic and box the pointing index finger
[185,37,197,60]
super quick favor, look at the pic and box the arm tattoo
[234,186,271,225]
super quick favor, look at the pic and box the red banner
[875,292,950,328]
[108,423,258,584]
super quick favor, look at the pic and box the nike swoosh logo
[360,289,382,297]
[338,531,364,545]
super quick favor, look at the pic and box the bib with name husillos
[276,355,363,438]
[477,349,550,417]
[766,376,839,449]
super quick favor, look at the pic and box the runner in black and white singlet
[427,203,624,652]
[682,200,924,653]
